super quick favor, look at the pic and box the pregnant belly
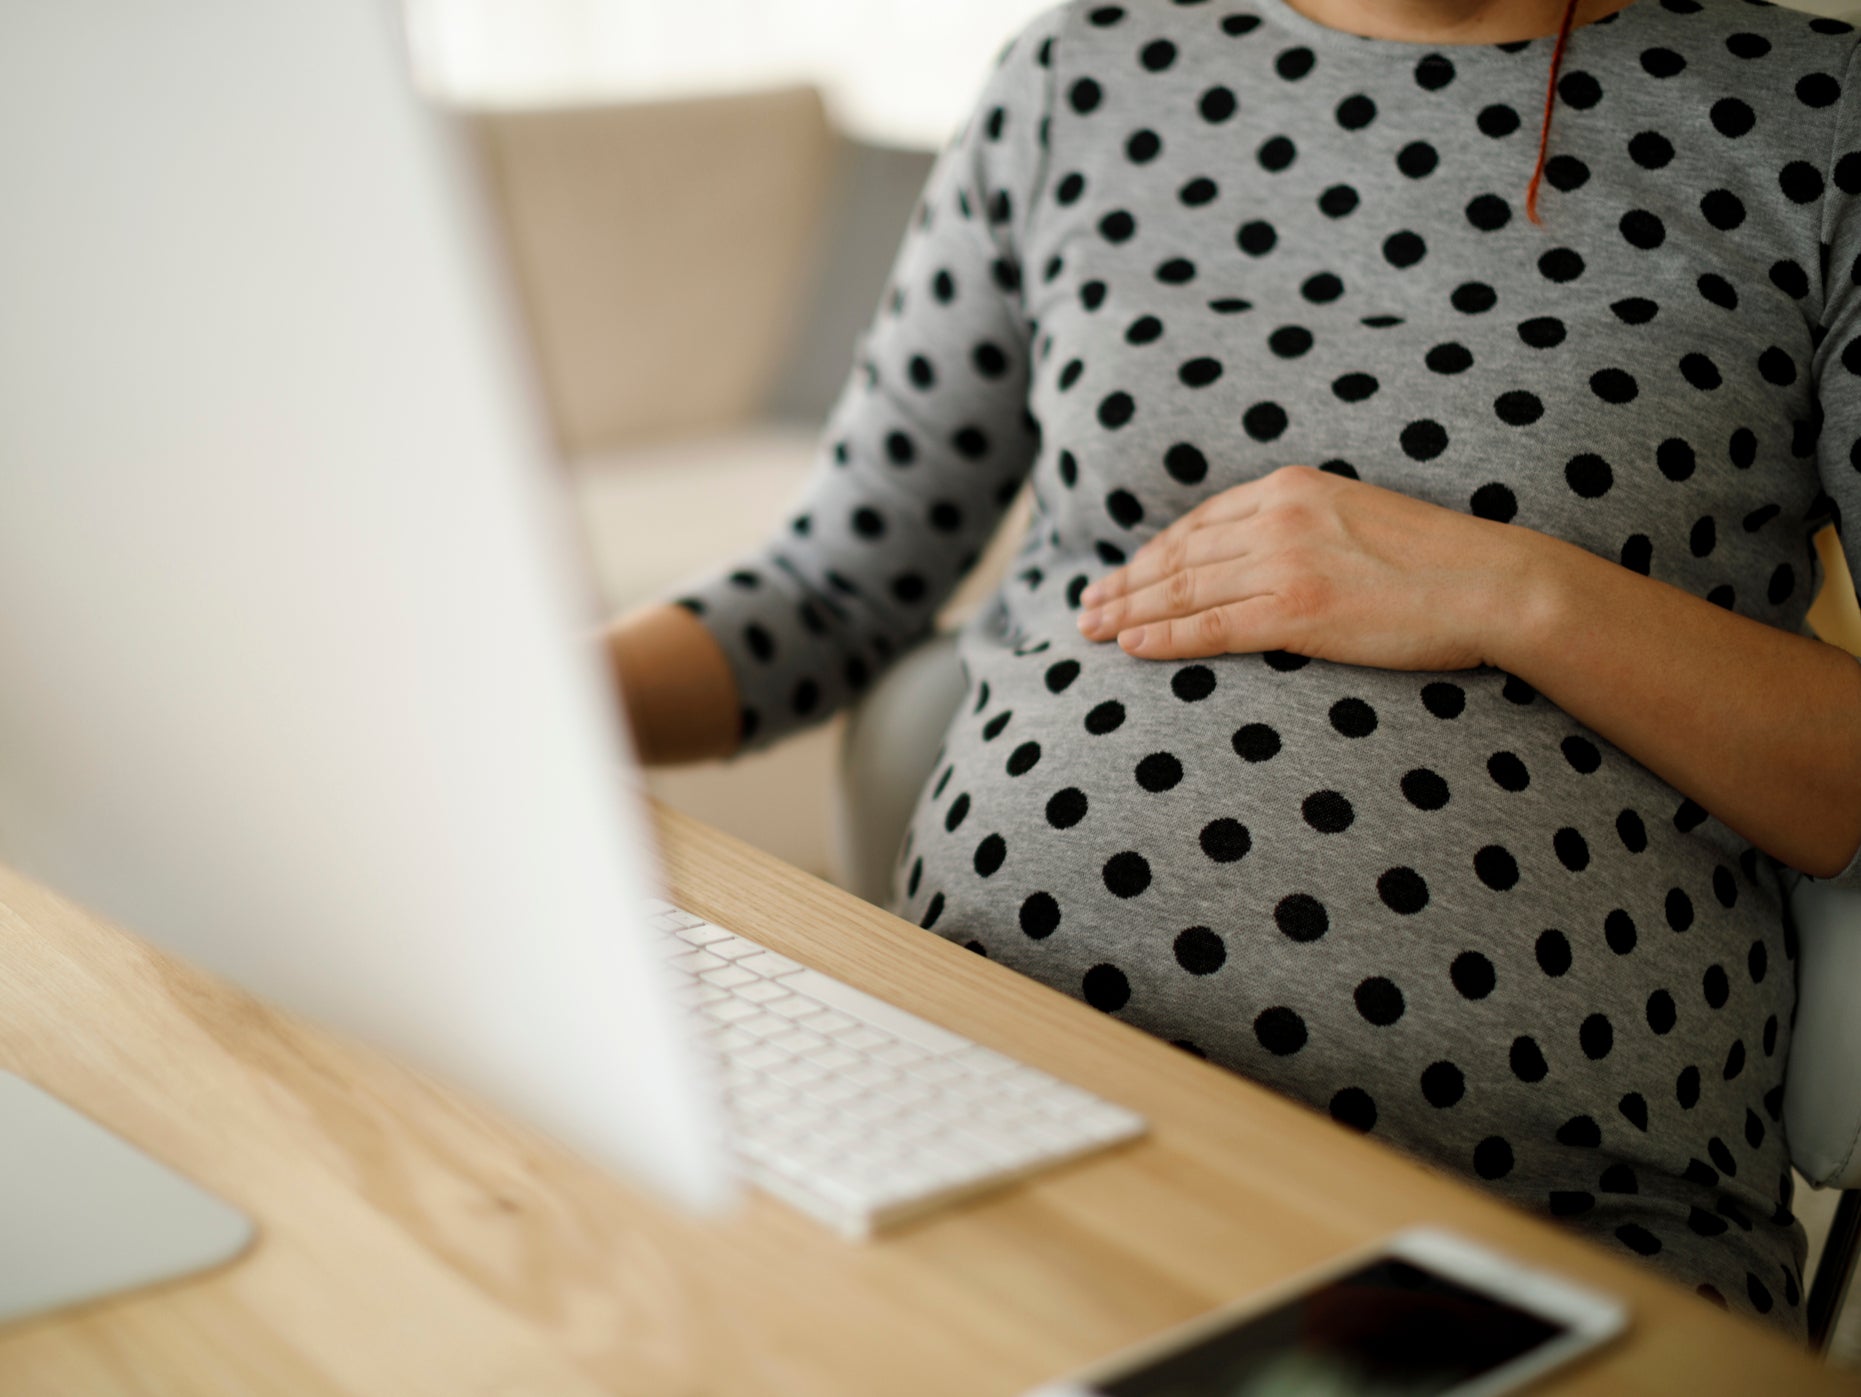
[888,626,1794,1229]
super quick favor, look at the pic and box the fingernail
[1078,607,1101,633]
[1080,583,1102,606]
[1119,626,1146,651]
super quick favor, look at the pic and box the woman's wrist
[1476,525,1585,677]
[605,603,742,766]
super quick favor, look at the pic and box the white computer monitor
[0,0,731,1217]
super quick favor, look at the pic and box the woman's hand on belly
[1075,463,1554,672]
[1078,462,1861,877]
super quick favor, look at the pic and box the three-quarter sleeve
[665,4,1064,754]
[1806,37,1861,888]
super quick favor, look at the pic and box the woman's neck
[1279,0,1638,44]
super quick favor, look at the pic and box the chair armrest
[1785,869,1861,1189]
[829,633,966,906]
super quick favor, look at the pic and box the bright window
[402,0,1062,149]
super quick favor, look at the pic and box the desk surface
[0,802,1850,1395]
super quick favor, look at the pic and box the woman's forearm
[1494,530,1861,880]
[605,603,741,766]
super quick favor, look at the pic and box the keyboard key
[703,998,760,1025]
[770,1028,827,1056]
[734,979,789,1004]
[764,995,819,1020]
[738,950,804,979]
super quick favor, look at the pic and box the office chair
[830,628,1861,1353]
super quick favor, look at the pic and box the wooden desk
[0,803,1850,1395]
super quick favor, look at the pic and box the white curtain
[401,0,1060,149]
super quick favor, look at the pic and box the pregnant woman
[608,0,1861,1337]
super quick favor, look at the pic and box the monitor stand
[0,1072,254,1325]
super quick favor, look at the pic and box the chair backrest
[470,87,837,454]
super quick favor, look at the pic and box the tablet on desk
[1025,1226,1627,1397]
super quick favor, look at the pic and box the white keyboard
[642,900,1147,1239]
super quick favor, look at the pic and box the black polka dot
[1164,443,1208,484]
[1136,752,1183,793]
[1647,992,1677,1036]
[1487,751,1530,792]
[1020,892,1060,939]
[1045,660,1081,693]
[1397,419,1451,464]
[1537,929,1572,977]
[1401,768,1449,810]
[1355,977,1405,1026]
[1556,1115,1602,1148]
[1677,1065,1701,1110]
[1254,1006,1307,1055]
[1421,682,1465,719]
[1473,845,1519,891]
[1450,952,1495,1000]
[1083,963,1130,1011]
[1302,790,1354,833]
[1619,1094,1649,1132]
[1199,818,1251,863]
[1046,787,1088,829]
[1510,1036,1548,1083]
[1668,887,1696,932]
[1232,723,1281,762]
[1174,925,1226,975]
[1554,827,1590,872]
[1474,1137,1514,1180]
[1172,665,1216,702]
[1102,851,1151,898]
[1477,103,1518,137]
[1378,867,1429,914]
[1421,1061,1465,1108]
[973,834,1006,877]
[1084,700,1125,735]
[1105,489,1143,528]
[1329,697,1377,737]
[1747,1273,1774,1315]
[1276,894,1328,943]
[1200,86,1238,122]
[1468,483,1516,522]
[1330,1088,1377,1132]
[1098,393,1135,428]
[1605,909,1638,956]
[1616,1224,1662,1257]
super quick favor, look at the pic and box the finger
[1081,487,1269,609]
[1084,515,1258,607]
[1078,559,1257,641]
[1117,595,1285,661]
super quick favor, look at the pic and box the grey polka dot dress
[671,0,1861,1335]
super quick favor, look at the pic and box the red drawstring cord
[1525,0,1586,225]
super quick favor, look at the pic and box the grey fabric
[672,0,1861,1334]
